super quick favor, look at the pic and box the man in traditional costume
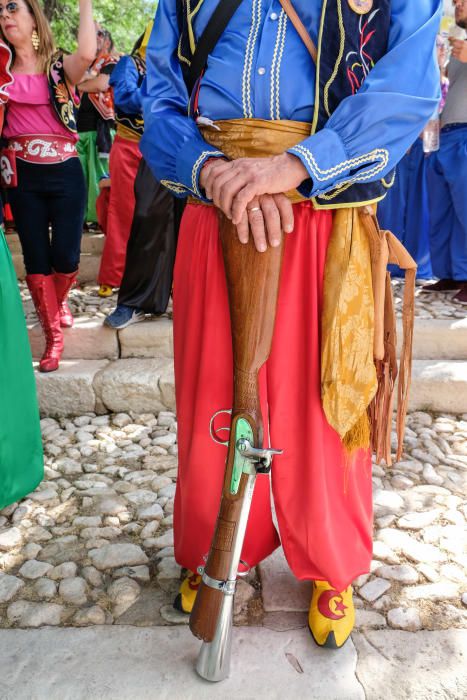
[425,0,467,304]
[77,25,117,237]
[141,0,440,649]
[96,24,151,296]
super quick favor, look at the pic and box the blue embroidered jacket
[141,0,441,206]
[111,54,146,138]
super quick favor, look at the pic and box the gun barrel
[189,472,256,643]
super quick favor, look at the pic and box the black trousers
[9,158,86,275]
[118,159,185,314]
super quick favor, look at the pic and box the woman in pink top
[0,0,95,372]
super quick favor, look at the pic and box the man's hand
[235,194,294,252]
[449,38,467,63]
[200,152,308,223]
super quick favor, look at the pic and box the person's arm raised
[63,0,96,85]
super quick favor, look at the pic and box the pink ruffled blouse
[3,73,77,141]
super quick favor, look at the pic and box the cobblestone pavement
[19,280,465,324]
[0,410,465,632]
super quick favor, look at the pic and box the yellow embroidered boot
[173,570,202,614]
[308,580,355,649]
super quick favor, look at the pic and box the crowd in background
[378,8,467,306]
[0,0,465,379]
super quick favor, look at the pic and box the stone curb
[29,317,119,361]
[28,317,173,361]
[35,358,175,417]
[409,360,467,413]
[28,317,466,362]
[35,358,467,416]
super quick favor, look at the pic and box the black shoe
[422,279,463,293]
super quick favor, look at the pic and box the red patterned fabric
[0,40,12,133]
[88,53,117,121]
[172,202,374,592]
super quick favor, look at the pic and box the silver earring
[31,29,39,51]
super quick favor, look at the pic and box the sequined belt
[8,134,78,164]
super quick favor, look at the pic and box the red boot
[26,274,64,373]
[53,270,77,328]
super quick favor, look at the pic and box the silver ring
[247,206,261,213]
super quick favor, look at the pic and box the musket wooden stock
[189,213,285,642]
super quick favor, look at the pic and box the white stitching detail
[275,14,287,121]
[242,0,262,119]
[161,180,188,195]
[289,143,389,184]
[270,9,285,120]
[191,150,224,196]
[242,0,259,119]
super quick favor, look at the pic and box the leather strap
[279,0,317,64]
[186,0,243,95]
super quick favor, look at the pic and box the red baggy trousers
[98,135,141,287]
[173,202,373,592]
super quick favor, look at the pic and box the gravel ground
[0,409,465,631]
[392,279,466,320]
[18,280,465,324]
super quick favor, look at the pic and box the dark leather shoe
[453,284,467,305]
[422,279,462,293]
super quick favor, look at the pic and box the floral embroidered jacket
[47,52,80,134]
[141,0,441,207]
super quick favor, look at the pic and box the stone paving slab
[0,626,364,700]
[35,360,110,416]
[29,318,119,361]
[409,361,467,413]
[259,549,311,612]
[94,358,176,414]
[119,318,173,359]
[398,318,467,360]
[353,629,467,700]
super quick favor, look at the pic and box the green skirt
[77,130,114,223]
[0,226,43,509]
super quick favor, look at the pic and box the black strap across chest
[185,0,243,95]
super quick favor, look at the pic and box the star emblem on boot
[308,580,355,649]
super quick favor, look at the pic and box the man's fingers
[211,170,239,211]
[273,194,294,234]
[219,173,251,219]
[202,160,232,199]
[260,196,282,247]
[231,183,258,224]
[248,207,267,253]
[235,212,250,245]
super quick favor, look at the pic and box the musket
[189,212,285,681]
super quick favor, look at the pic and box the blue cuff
[288,127,350,198]
[175,138,225,201]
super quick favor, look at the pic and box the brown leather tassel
[360,210,417,466]
[395,265,416,460]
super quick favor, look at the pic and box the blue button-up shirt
[110,55,143,115]
[141,0,441,199]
